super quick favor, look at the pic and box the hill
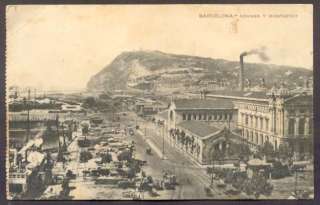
[87,50,312,92]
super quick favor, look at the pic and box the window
[245,115,248,125]
[182,113,186,120]
[208,115,212,120]
[229,113,233,121]
[256,133,259,144]
[309,118,313,134]
[260,118,263,130]
[214,114,217,120]
[198,114,201,120]
[288,118,295,135]
[187,114,191,121]
[298,118,305,135]
[224,113,228,121]
[266,118,269,131]
[193,114,197,120]
[250,116,253,127]
[260,134,264,145]
[204,114,207,121]
[255,116,258,128]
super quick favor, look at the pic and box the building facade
[167,98,237,131]
[207,88,313,157]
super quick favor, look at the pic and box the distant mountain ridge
[87,50,312,92]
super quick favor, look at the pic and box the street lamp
[161,121,165,160]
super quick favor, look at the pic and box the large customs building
[207,87,313,157]
[166,85,313,160]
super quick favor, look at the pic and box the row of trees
[169,129,201,156]
[256,141,294,162]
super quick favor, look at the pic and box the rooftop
[177,121,221,138]
[173,98,234,110]
[157,110,168,120]
[207,90,268,100]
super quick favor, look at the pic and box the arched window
[265,118,269,131]
[288,118,295,135]
[251,131,254,142]
[182,113,186,120]
[193,114,197,120]
[187,114,191,121]
[309,118,313,134]
[298,118,305,135]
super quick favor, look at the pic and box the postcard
[6,4,314,200]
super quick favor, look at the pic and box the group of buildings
[153,83,313,165]
[7,94,83,198]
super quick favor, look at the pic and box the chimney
[304,78,309,89]
[239,54,245,91]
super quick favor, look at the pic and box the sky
[6,4,313,90]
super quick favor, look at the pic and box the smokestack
[239,47,269,92]
[239,53,246,91]
[304,78,309,89]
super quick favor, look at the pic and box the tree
[239,144,252,161]
[277,143,293,161]
[212,148,225,163]
[209,148,225,186]
[228,143,251,161]
[257,141,275,161]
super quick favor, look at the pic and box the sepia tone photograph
[5,4,314,200]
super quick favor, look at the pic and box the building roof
[208,90,268,100]
[173,98,234,110]
[156,110,168,120]
[177,121,221,138]
[284,93,313,105]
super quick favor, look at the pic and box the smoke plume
[241,46,270,62]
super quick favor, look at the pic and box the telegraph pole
[162,123,165,160]
[294,169,298,197]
